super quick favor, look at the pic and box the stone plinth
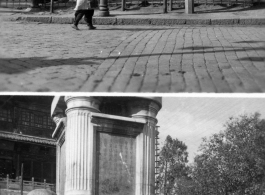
[127,98,161,195]
[51,96,162,195]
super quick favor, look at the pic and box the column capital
[127,97,162,125]
[65,96,102,114]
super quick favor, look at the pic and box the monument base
[65,190,91,195]
[97,10,110,17]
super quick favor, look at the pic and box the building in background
[0,96,56,194]
[0,96,162,195]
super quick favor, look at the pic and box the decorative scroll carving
[52,118,66,147]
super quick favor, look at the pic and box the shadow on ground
[1,44,264,75]
[0,57,103,74]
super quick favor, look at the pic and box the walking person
[72,0,96,30]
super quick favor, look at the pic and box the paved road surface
[1,21,265,92]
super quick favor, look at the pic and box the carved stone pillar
[64,96,101,195]
[127,97,162,195]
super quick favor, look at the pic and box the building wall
[0,97,56,185]
[0,103,55,138]
[0,139,56,183]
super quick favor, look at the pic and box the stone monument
[51,96,162,195]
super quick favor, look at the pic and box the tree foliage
[190,113,265,195]
[156,135,190,195]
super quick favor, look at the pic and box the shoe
[71,24,79,30]
[88,25,96,30]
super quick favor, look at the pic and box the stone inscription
[98,132,136,195]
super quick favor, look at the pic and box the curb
[6,16,265,25]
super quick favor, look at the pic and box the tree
[156,135,189,195]
[190,113,265,195]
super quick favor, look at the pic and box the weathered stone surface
[150,18,186,25]
[3,16,23,21]
[94,17,117,25]
[117,18,151,25]
[211,18,239,25]
[186,19,210,25]
[5,16,265,26]
[1,21,265,92]
[51,17,73,24]
[24,16,51,23]
[239,18,265,25]
[98,133,136,195]
[27,189,56,195]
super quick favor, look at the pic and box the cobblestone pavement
[1,21,265,92]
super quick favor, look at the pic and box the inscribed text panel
[98,132,136,195]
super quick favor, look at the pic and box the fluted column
[64,96,101,195]
[127,97,162,195]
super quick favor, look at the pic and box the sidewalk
[1,3,265,25]
[0,5,265,93]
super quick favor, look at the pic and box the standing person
[72,0,96,30]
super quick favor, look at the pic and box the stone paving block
[183,72,201,92]
[170,72,185,92]
[1,22,265,92]
[24,16,52,23]
[125,75,143,92]
[150,19,186,26]
[185,19,211,25]
[111,74,131,91]
[94,17,117,25]
[193,68,216,92]
[117,18,151,25]
[51,17,73,24]
[239,18,265,25]
[211,19,239,25]
[156,74,171,92]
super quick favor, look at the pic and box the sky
[156,95,265,163]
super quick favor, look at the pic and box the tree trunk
[164,162,167,195]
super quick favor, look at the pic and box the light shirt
[74,0,89,10]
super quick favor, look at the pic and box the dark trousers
[74,9,94,26]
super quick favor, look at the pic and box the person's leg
[84,9,96,30]
[72,10,85,30]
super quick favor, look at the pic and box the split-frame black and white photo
[0,94,265,195]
